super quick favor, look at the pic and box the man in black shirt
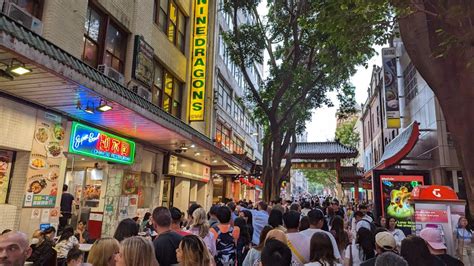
[152,207,183,266]
[59,185,74,232]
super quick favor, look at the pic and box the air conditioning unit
[97,64,125,85]
[128,81,152,102]
[3,2,43,35]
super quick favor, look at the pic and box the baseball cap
[375,232,396,250]
[420,228,447,250]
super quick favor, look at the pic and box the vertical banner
[189,0,209,121]
[382,48,401,128]
[24,111,67,207]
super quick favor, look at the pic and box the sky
[306,46,383,142]
[255,2,384,141]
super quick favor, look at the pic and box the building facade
[0,0,254,237]
[209,0,264,203]
[360,39,464,198]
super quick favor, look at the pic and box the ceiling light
[194,152,201,156]
[84,102,95,114]
[190,144,196,148]
[7,65,32,76]
[180,144,188,151]
[81,158,85,161]
[212,159,218,163]
[97,99,113,112]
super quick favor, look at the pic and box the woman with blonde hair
[265,228,288,244]
[87,237,120,266]
[188,207,217,256]
[115,236,158,266]
[176,234,213,266]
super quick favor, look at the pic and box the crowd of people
[0,196,471,266]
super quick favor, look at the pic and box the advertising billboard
[382,47,401,128]
[380,175,424,233]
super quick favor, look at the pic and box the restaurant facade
[0,0,253,237]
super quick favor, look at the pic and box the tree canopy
[222,0,393,201]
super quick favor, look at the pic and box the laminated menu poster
[23,111,67,208]
[0,150,14,203]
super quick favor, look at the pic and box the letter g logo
[432,188,441,198]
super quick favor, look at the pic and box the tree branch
[251,6,277,69]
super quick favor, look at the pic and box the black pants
[59,212,71,232]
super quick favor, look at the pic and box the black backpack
[362,218,376,234]
[213,225,236,266]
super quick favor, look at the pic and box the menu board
[380,175,424,233]
[23,111,67,208]
[0,150,14,203]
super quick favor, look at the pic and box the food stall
[412,185,466,256]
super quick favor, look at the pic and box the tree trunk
[396,1,474,213]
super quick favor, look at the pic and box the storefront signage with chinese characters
[69,122,135,165]
[291,161,336,170]
[189,0,209,121]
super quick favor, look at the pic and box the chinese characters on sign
[189,0,209,121]
[69,122,135,164]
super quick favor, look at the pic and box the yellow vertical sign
[189,0,208,121]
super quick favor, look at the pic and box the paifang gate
[286,142,362,198]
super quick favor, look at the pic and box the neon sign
[69,122,135,164]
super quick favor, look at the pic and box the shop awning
[375,121,420,170]
[0,15,251,172]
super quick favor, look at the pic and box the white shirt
[300,228,342,259]
[389,228,406,248]
[287,232,311,265]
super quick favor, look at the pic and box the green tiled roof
[0,14,215,146]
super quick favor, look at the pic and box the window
[216,121,232,151]
[104,23,126,72]
[154,0,186,52]
[245,145,254,159]
[82,5,127,73]
[234,136,244,154]
[153,61,183,118]
[217,77,232,113]
[403,62,418,104]
[13,0,43,19]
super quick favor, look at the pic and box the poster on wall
[0,150,14,203]
[23,111,67,208]
[380,175,424,233]
[122,172,140,195]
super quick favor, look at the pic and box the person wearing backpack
[210,206,240,266]
[354,211,376,234]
